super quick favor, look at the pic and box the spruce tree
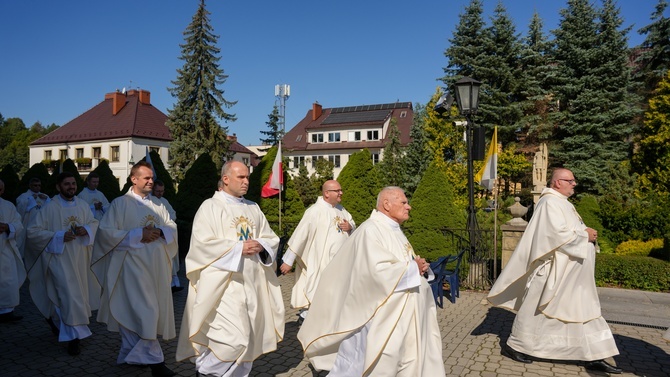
[259,105,283,148]
[401,103,432,198]
[293,164,319,208]
[377,119,404,187]
[0,164,20,204]
[634,0,670,100]
[442,0,486,81]
[91,160,121,201]
[550,0,638,194]
[166,0,236,182]
[337,149,382,225]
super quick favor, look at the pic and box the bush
[575,194,614,253]
[615,239,663,257]
[595,254,670,292]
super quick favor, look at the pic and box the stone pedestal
[500,224,527,269]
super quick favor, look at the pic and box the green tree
[442,0,486,81]
[337,149,382,225]
[550,0,638,194]
[377,119,404,186]
[633,71,670,193]
[92,160,122,201]
[405,161,467,261]
[0,119,56,176]
[166,0,236,182]
[293,164,319,208]
[259,105,283,148]
[0,164,20,204]
[401,103,432,198]
[497,143,532,194]
[634,0,670,100]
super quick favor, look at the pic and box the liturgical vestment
[297,210,444,376]
[487,187,619,361]
[26,196,98,327]
[176,191,284,365]
[0,198,25,312]
[77,187,110,220]
[284,196,355,309]
[91,191,178,341]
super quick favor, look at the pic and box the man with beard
[92,161,178,377]
[26,172,98,356]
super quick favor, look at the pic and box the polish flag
[261,148,283,197]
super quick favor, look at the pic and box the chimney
[227,133,238,143]
[105,91,127,115]
[312,102,322,121]
[138,89,151,105]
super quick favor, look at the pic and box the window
[367,130,379,140]
[349,131,361,142]
[242,157,249,166]
[293,156,305,168]
[328,132,340,142]
[75,148,84,159]
[400,111,407,118]
[311,156,318,168]
[111,146,120,162]
[59,149,68,160]
[149,146,160,154]
[328,155,341,168]
[372,153,379,165]
[44,150,52,160]
[92,147,101,159]
[296,135,302,142]
[311,133,324,143]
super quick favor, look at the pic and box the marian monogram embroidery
[141,214,161,227]
[333,215,343,233]
[62,215,81,230]
[404,242,414,258]
[234,216,255,241]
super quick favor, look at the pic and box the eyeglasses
[558,179,577,185]
[326,189,343,193]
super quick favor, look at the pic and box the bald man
[279,180,355,322]
[297,186,445,376]
[488,168,621,374]
[176,161,284,377]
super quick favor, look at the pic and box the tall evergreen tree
[550,0,638,194]
[293,164,319,208]
[166,0,236,182]
[634,0,670,99]
[377,119,404,186]
[516,12,557,146]
[442,0,486,82]
[0,164,20,204]
[337,149,382,225]
[401,103,432,198]
[259,105,283,148]
[91,160,121,201]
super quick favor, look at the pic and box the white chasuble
[0,198,25,309]
[26,197,99,325]
[176,192,284,364]
[77,188,110,220]
[91,191,178,340]
[297,210,444,376]
[286,196,355,309]
[488,188,618,360]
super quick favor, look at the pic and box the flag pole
[275,84,290,232]
[493,180,498,279]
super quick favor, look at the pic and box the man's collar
[218,190,245,203]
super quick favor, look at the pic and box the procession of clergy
[2,159,649,376]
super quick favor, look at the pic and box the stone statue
[531,143,548,204]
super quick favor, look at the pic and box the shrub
[595,254,670,292]
[615,239,663,257]
[575,194,614,253]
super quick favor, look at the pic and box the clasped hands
[242,239,264,256]
[415,256,429,277]
[141,224,163,243]
[586,227,598,243]
[0,222,9,235]
[64,226,88,242]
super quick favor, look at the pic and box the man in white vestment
[25,172,98,356]
[297,186,445,376]
[16,177,50,256]
[152,179,182,294]
[279,180,354,322]
[91,161,178,377]
[487,168,622,374]
[176,160,284,377]
[0,179,26,323]
[77,172,110,220]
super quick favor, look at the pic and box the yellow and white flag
[475,126,497,191]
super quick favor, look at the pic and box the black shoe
[0,311,23,323]
[501,344,532,364]
[149,362,176,377]
[45,317,60,336]
[196,371,217,377]
[67,338,80,356]
[171,286,184,294]
[585,359,622,374]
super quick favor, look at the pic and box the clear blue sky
[0,0,664,146]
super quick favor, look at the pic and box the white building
[282,102,414,178]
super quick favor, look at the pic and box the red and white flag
[261,148,283,197]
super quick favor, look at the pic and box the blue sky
[0,0,664,146]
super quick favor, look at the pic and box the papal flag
[475,126,497,191]
[261,147,283,198]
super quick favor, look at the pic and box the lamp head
[454,77,481,115]
[433,92,454,116]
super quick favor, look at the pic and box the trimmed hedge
[615,238,664,257]
[595,253,670,292]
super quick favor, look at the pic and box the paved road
[1,263,669,377]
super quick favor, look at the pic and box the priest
[0,179,26,323]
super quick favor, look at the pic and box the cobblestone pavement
[1,262,669,377]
